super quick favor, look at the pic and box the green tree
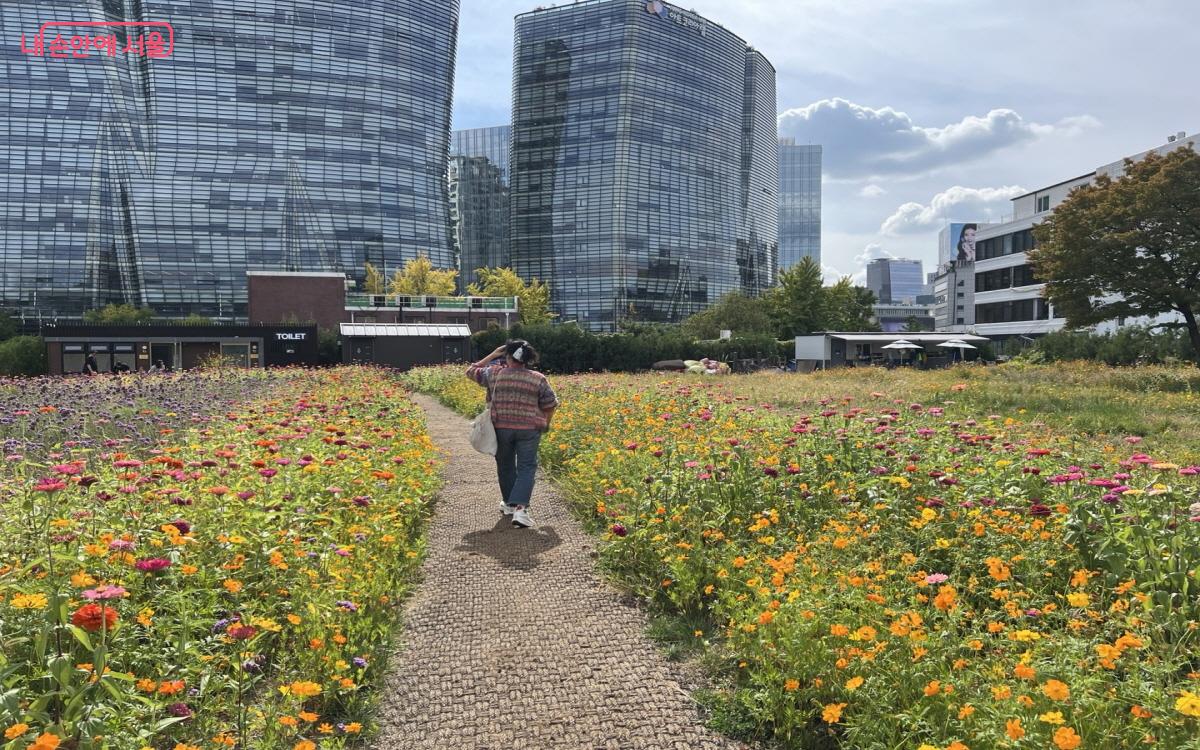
[388,253,458,296]
[0,336,47,376]
[822,278,878,331]
[468,267,555,325]
[318,327,341,366]
[1030,146,1200,364]
[0,311,18,342]
[363,262,387,295]
[680,292,775,340]
[177,313,213,326]
[83,303,155,325]
[766,256,826,337]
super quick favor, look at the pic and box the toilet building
[43,324,318,374]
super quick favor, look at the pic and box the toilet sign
[276,333,307,341]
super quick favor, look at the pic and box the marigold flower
[1176,690,1200,718]
[845,676,864,691]
[821,702,846,724]
[4,724,30,740]
[1053,726,1082,749]
[1005,718,1025,740]
[1042,679,1070,701]
[1039,711,1065,725]
[29,733,61,750]
[923,680,941,697]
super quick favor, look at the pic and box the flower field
[404,364,1200,749]
[0,368,440,749]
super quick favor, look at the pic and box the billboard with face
[951,223,977,263]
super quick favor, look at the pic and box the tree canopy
[468,267,555,325]
[1030,146,1200,363]
[362,262,386,295]
[679,291,776,340]
[388,253,458,296]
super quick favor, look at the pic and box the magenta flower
[33,478,67,493]
[108,539,136,551]
[135,558,172,573]
[53,464,82,475]
[611,523,627,537]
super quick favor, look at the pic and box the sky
[450,0,1200,284]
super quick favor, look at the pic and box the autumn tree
[363,262,386,295]
[1031,147,1200,364]
[468,267,555,325]
[388,253,458,296]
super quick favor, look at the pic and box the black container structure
[43,324,318,374]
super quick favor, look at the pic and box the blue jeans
[495,428,541,508]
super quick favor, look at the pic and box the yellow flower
[821,702,846,724]
[1042,679,1070,701]
[4,724,30,740]
[1066,592,1090,608]
[845,676,864,692]
[10,593,49,610]
[1053,726,1082,750]
[1039,711,1066,725]
[1176,690,1200,718]
[992,685,1012,700]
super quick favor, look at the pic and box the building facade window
[1,1,460,320]
[509,0,778,330]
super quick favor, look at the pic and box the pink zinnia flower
[925,573,949,585]
[82,585,127,601]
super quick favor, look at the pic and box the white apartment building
[940,131,1197,339]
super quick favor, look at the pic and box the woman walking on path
[466,340,559,528]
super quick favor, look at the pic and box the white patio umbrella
[882,340,922,350]
[938,339,977,362]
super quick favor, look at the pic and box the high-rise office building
[1,0,459,320]
[451,126,512,183]
[777,139,821,269]
[509,0,778,330]
[448,156,509,290]
[449,126,512,289]
[866,257,924,304]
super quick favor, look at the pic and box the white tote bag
[469,406,498,456]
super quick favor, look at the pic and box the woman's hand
[490,345,507,359]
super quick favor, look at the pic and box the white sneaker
[499,502,515,516]
[511,507,534,528]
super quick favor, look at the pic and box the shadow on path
[454,516,562,571]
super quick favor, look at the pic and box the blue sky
[451,0,1200,282]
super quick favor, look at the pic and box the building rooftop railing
[344,294,518,311]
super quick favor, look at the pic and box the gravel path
[372,395,747,750]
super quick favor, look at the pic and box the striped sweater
[466,363,559,430]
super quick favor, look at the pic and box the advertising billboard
[939,223,978,266]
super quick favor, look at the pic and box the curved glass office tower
[1,0,459,320]
[510,0,778,330]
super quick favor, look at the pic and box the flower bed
[0,368,440,749]
[404,366,1200,749]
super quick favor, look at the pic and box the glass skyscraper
[866,258,924,304]
[778,138,822,269]
[1,0,459,321]
[510,0,778,330]
[449,126,511,289]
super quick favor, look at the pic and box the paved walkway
[373,395,747,750]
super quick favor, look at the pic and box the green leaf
[67,626,93,651]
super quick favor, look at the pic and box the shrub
[0,335,47,376]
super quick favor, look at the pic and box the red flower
[33,478,67,493]
[71,603,119,632]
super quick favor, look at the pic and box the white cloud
[880,185,1028,235]
[777,98,1099,179]
[858,184,886,198]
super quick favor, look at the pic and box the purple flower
[336,600,358,612]
[611,523,627,537]
[167,702,192,718]
[353,657,368,668]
